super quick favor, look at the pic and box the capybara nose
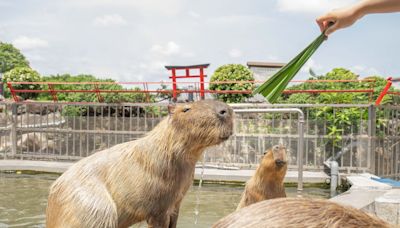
[275,159,286,167]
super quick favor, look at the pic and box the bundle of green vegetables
[254,32,327,103]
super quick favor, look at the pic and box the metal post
[375,77,392,105]
[297,113,304,195]
[10,103,17,157]
[330,160,338,197]
[368,105,376,174]
[234,108,305,194]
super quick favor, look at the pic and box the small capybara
[237,144,287,209]
[213,198,391,228]
[46,100,233,228]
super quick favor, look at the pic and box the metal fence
[0,101,398,178]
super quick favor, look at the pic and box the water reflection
[0,174,329,228]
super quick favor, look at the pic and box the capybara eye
[183,107,191,112]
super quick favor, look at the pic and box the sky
[0,0,399,83]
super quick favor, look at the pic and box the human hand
[316,6,363,36]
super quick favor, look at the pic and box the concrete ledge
[330,174,392,209]
[330,173,399,225]
[194,168,329,183]
[0,160,72,173]
[374,189,400,224]
[0,160,329,184]
[330,189,387,209]
[346,174,392,191]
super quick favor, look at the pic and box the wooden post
[199,67,205,100]
[171,68,177,102]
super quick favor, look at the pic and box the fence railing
[0,101,398,179]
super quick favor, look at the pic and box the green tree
[278,68,393,104]
[39,74,151,103]
[0,42,30,73]
[209,64,255,103]
[277,67,397,147]
[3,67,42,99]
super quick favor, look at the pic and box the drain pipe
[323,141,357,196]
[330,160,339,197]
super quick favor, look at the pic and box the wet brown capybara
[214,198,391,228]
[237,144,287,210]
[46,100,233,228]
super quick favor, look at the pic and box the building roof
[165,64,210,70]
[247,61,286,68]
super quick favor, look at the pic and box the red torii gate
[165,64,209,101]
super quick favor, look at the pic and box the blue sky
[0,0,399,82]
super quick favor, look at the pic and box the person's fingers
[316,14,335,32]
[324,22,340,36]
[316,19,325,33]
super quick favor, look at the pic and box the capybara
[46,100,233,228]
[213,198,391,228]
[237,144,287,209]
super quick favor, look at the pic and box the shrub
[209,64,255,103]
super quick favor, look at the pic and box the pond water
[0,173,330,228]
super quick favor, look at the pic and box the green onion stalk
[254,32,327,103]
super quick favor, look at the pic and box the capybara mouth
[275,160,287,167]
[220,129,233,140]
[220,135,231,140]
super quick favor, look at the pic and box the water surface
[0,173,329,227]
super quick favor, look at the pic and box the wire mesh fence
[0,101,398,178]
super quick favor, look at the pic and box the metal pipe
[330,160,339,197]
[234,108,305,195]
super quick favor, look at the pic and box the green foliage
[0,42,30,73]
[39,74,153,116]
[3,67,42,99]
[38,74,151,103]
[209,64,255,103]
[277,67,398,149]
[277,68,395,104]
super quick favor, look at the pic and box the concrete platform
[331,173,400,225]
[194,168,329,183]
[0,160,329,183]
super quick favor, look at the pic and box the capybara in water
[237,144,287,209]
[214,198,391,228]
[46,100,233,228]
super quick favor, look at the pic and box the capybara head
[168,100,233,147]
[213,198,391,228]
[263,144,287,170]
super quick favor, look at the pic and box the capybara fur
[46,100,233,228]
[214,198,392,228]
[237,144,287,209]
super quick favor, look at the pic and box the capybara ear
[168,104,176,115]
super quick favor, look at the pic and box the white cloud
[188,11,200,18]
[229,49,242,58]
[68,0,182,15]
[300,59,323,73]
[93,14,127,27]
[209,15,270,25]
[151,41,181,56]
[276,0,358,13]
[350,65,380,76]
[12,36,48,50]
